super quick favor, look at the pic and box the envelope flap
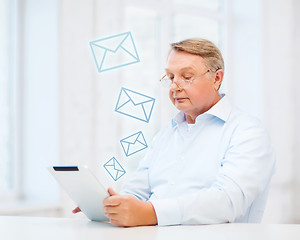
[122,132,140,144]
[124,89,154,105]
[92,33,128,52]
[104,159,114,166]
[113,159,124,172]
[120,32,139,59]
[136,132,147,145]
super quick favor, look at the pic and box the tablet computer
[48,166,109,221]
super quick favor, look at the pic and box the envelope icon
[89,32,140,73]
[115,88,155,123]
[120,131,148,157]
[103,157,126,181]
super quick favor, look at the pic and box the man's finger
[104,206,119,214]
[72,207,81,214]
[108,187,118,196]
[103,195,122,206]
[109,218,122,227]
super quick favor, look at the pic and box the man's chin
[175,104,188,111]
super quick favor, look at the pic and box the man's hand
[103,188,158,227]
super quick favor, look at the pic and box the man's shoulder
[218,95,264,128]
[227,107,268,136]
[229,107,263,125]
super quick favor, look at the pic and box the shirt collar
[204,94,232,122]
[171,94,232,127]
[172,111,186,127]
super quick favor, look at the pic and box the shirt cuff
[150,198,182,226]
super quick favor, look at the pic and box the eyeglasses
[160,69,210,89]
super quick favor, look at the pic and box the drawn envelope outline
[103,157,126,181]
[89,31,140,73]
[120,131,148,157]
[115,87,155,123]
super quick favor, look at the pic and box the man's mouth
[175,97,188,101]
[173,93,188,101]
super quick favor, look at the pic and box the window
[0,0,60,207]
[0,0,18,201]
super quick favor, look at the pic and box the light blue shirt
[121,94,275,226]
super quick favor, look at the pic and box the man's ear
[213,69,224,90]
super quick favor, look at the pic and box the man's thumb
[108,187,118,196]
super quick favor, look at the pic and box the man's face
[166,50,223,121]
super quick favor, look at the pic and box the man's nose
[169,76,181,90]
[169,81,181,91]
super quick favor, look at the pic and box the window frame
[0,0,22,202]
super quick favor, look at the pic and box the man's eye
[183,76,192,80]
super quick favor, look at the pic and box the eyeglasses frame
[159,69,211,89]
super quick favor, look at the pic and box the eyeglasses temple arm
[159,74,167,82]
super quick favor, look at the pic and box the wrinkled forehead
[166,50,208,73]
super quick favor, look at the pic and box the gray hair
[170,38,224,72]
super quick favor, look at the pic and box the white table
[1,216,300,240]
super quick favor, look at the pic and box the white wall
[226,0,262,118]
[294,0,300,224]
[260,0,300,223]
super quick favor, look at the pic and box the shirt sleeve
[150,117,276,225]
[120,130,162,201]
[119,154,151,201]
